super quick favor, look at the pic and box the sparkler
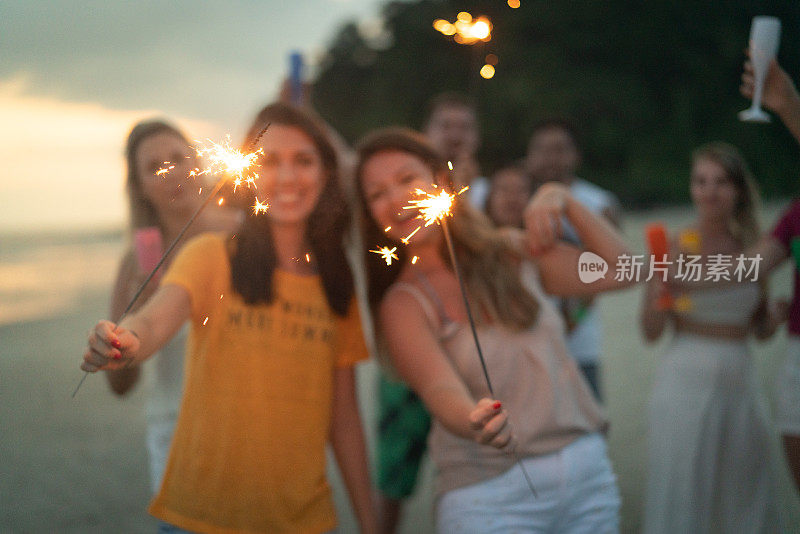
[72,124,270,397]
[398,182,539,497]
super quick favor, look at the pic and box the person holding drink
[741,53,800,493]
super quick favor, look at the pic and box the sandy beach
[2,203,799,533]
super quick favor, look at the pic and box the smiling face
[135,131,198,215]
[690,156,738,221]
[253,124,325,228]
[360,150,440,245]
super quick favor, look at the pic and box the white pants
[437,433,619,533]
[776,337,800,436]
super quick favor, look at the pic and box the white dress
[143,324,187,493]
[644,283,782,534]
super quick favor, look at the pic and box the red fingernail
[110,339,121,349]
[112,353,122,360]
[493,401,502,410]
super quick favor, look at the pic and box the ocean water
[0,230,124,325]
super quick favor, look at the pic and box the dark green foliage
[312,0,800,206]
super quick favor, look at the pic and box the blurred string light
[433,12,495,79]
[508,0,521,8]
[481,53,498,78]
[433,12,492,44]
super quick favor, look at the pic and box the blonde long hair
[355,128,540,330]
[692,142,761,248]
[124,119,191,232]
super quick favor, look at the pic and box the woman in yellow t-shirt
[81,103,378,534]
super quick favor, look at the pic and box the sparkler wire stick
[439,218,494,396]
[439,212,538,498]
[72,124,271,398]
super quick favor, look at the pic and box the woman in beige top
[354,128,633,533]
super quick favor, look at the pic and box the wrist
[776,87,800,117]
[563,193,580,219]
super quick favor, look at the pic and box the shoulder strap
[413,272,456,327]
[390,282,441,331]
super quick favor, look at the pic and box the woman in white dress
[104,120,240,492]
[640,142,784,533]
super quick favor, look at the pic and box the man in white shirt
[525,119,621,401]
[424,92,489,209]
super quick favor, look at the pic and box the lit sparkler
[395,181,539,498]
[193,135,263,192]
[403,188,456,227]
[397,185,468,244]
[72,125,270,398]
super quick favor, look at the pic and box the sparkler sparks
[370,246,399,265]
[156,163,175,176]
[193,136,263,192]
[403,188,457,227]
[252,198,270,215]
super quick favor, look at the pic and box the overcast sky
[0,0,389,231]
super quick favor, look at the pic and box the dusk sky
[0,0,390,232]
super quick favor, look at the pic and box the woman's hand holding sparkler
[469,398,515,450]
[79,284,191,374]
[82,320,141,372]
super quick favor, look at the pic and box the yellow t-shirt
[148,233,368,534]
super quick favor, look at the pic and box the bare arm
[379,291,511,447]
[526,183,634,296]
[82,284,191,372]
[329,367,379,534]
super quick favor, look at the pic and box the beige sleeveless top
[389,262,607,496]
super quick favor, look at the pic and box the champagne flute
[739,16,781,122]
